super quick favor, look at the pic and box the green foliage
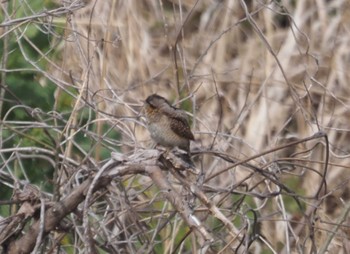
[282,177,306,213]
[55,87,76,113]
[0,0,62,117]
[4,75,56,119]
[0,1,63,204]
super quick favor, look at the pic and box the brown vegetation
[1,0,350,253]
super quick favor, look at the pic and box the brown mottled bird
[144,94,194,154]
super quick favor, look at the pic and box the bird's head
[145,94,170,109]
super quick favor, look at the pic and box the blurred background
[0,0,350,253]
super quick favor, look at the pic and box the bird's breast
[147,116,189,150]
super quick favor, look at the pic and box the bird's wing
[159,106,194,140]
[170,116,195,140]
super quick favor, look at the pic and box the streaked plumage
[144,94,194,153]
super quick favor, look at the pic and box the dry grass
[1,0,350,253]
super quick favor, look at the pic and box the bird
[144,94,194,154]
